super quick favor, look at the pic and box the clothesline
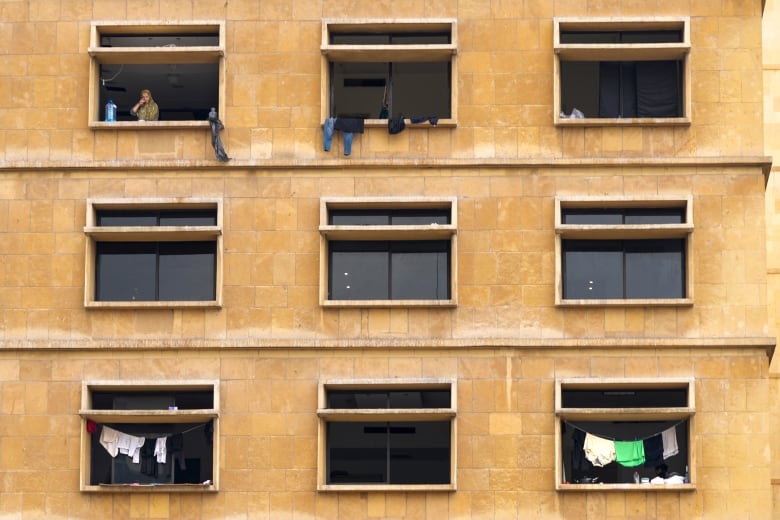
[563,418,686,442]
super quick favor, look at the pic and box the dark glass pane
[329,242,389,299]
[625,239,685,298]
[563,241,623,299]
[390,210,450,225]
[327,422,387,484]
[331,34,392,44]
[388,421,450,484]
[390,246,450,299]
[97,209,216,227]
[158,210,217,226]
[100,33,220,47]
[329,241,450,300]
[158,242,216,301]
[330,33,450,45]
[97,211,158,226]
[95,242,157,301]
[560,30,682,44]
[327,389,451,409]
[390,33,450,44]
[562,209,623,225]
[329,209,450,225]
[388,390,451,408]
[328,391,389,409]
[624,208,685,224]
[561,388,689,408]
[92,390,214,410]
[564,207,685,225]
[329,210,391,225]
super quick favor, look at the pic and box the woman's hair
[141,89,152,98]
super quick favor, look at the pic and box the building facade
[0,1,774,518]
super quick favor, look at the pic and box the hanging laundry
[643,433,664,467]
[662,425,679,459]
[583,433,616,467]
[615,440,645,467]
[571,428,595,471]
[323,118,365,155]
[154,437,167,464]
[409,116,439,126]
[388,116,405,134]
[99,425,145,462]
[208,107,230,162]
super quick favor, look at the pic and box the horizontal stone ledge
[0,155,771,177]
[0,336,774,356]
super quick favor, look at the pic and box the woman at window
[130,89,159,121]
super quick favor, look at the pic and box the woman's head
[140,89,153,101]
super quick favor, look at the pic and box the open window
[317,379,457,491]
[319,197,457,307]
[556,379,695,491]
[84,198,223,308]
[555,196,693,305]
[554,17,690,125]
[88,21,225,128]
[320,19,458,127]
[79,380,219,492]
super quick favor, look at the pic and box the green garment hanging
[614,440,645,467]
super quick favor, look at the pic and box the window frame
[319,197,458,307]
[317,379,457,492]
[554,196,694,306]
[320,19,458,128]
[553,17,691,126]
[88,21,226,129]
[555,378,695,492]
[84,198,223,309]
[79,380,220,493]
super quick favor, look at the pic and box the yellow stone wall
[0,0,774,519]
[0,1,767,163]
[0,346,771,519]
[0,166,770,342]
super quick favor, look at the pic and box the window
[556,379,694,490]
[79,381,219,492]
[321,19,457,127]
[88,21,225,128]
[84,199,223,308]
[554,17,690,125]
[319,197,457,307]
[317,380,456,491]
[555,197,693,305]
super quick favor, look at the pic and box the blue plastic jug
[105,99,117,122]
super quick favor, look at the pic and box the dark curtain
[636,61,681,117]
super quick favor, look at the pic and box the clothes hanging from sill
[583,432,616,467]
[208,108,230,162]
[409,116,439,126]
[388,116,405,134]
[614,440,645,467]
[324,118,365,156]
